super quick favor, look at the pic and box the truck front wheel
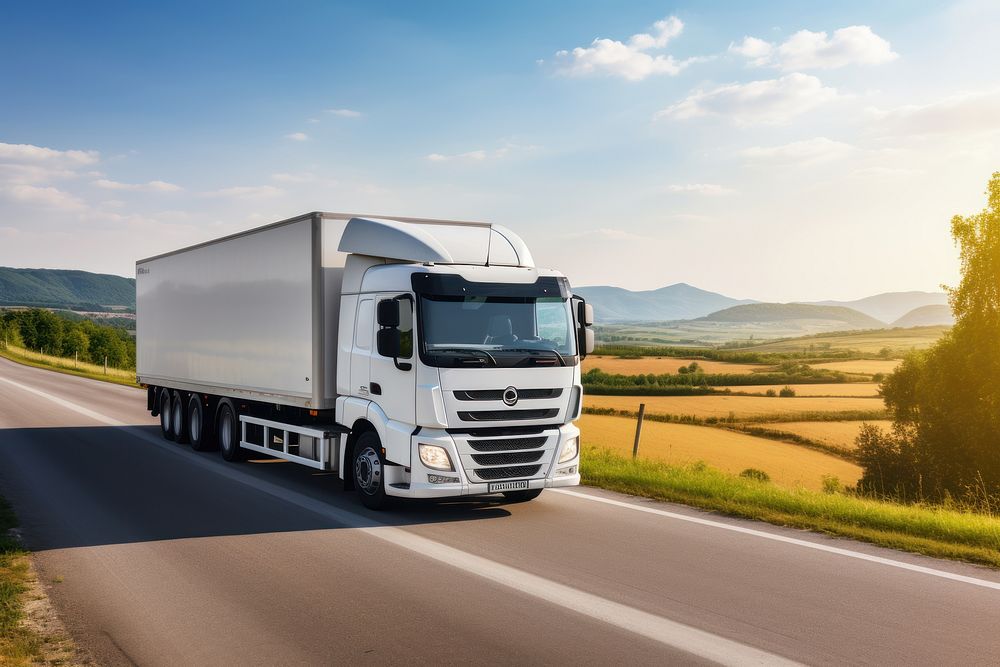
[217,401,244,462]
[353,432,389,510]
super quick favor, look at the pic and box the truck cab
[334,218,594,508]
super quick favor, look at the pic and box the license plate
[489,480,529,493]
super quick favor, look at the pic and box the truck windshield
[419,295,577,368]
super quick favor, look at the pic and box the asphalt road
[1,356,999,666]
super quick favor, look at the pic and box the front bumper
[385,422,581,499]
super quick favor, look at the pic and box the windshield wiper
[430,348,498,367]
[506,348,567,367]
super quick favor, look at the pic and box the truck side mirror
[578,302,594,327]
[377,328,401,358]
[377,299,400,328]
[572,296,595,358]
[579,327,595,356]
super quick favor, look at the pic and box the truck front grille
[458,409,559,422]
[454,388,563,401]
[471,451,545,466]
[467,436,547,452]
[475,465,542,481]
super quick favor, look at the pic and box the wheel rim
[220,410,233,452]
[189,402,201,441]
[161,394,171,432]
[172,399,183,436]
[354,446,382,496]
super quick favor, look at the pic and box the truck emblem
[503,386,518,406]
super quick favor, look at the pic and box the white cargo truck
[136,212,594,509]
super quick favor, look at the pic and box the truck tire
[217,401,245,462]
[502,489,543,503]
[171,390,189,444]
[159,389,174,441]
[353,432,390,510]
[188,394,216,451]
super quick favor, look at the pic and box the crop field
[762,420,895,452]
[732,326,948,354]
[580,414,862,491]
[583,355,767,375]
[716,383,881,397]
[809,360,901,375]
[584,394,886,420]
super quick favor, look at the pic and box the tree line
[0,308,135,369]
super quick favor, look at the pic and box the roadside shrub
[765,388,777,397]
[779,386,796,397]
[740,468,770,483]
[821,475,842,494]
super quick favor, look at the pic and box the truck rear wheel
[353,432,390,510]
[188,394,215,451]
[503,489,543,503]
[217,401,244,462]
[171,390,189,444]
[159,389,174,441]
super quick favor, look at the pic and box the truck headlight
[558,436,579,463]
[418,443,454,471]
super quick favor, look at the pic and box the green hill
[699,303,885,329]
[0,267,135,310]
[891,304,955,328]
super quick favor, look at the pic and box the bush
[779,386,796,397]
[821,475,842,494]
[765,388,777,397]
[740,468,771,483]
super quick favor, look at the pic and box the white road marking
[0,376,127,427]
[551,488,1000,592]
[0,370,797,666]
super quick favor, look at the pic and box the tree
[858,172,1000,502]
[62,326,91,361]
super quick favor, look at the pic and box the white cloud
[656,73,837,125]
[326,108,362,118]
[285,132,309,141]
[740,137,857,164]
[92,178,182,192]
[0,142,99,166]
[205,185,284,198]
[666,183,736,196]
[555,15,695,81]
[4,184,87,211]
[427,150,488,162]
[730,25,897,70]
[868,89,1000,136]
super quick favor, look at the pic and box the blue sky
[2,0,999,301]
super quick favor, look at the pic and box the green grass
[0,344,139,388]
[0,496,42,665]
[581,447,1000,568]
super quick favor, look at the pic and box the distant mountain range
[574,282,951,330]
[572,283,756,322]
[0,267,135,310]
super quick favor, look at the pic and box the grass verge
[0,344,138,388]
[581,447,1000,568]
[0,496,42,665]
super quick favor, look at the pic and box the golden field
[761,420,895,452]
[583,394,886,420]
[715,383,881,397]
[580,413,862,491]
[583,355,766,375]
[809,359,901,375]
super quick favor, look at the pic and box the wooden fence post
[104,356,108,375]
[632,403,646,460]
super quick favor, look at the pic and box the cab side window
[398,297,413,359]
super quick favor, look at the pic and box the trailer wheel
[159,389,174,441]
[218,401,244,462]
[502,489,543,503]
[171,390,189,444]
[353,432,390,510]
[188,394,215,451]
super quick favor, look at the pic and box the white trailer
[137,212,593,508]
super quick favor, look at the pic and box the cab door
[350,297,374,398]
[369,293,417,424]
